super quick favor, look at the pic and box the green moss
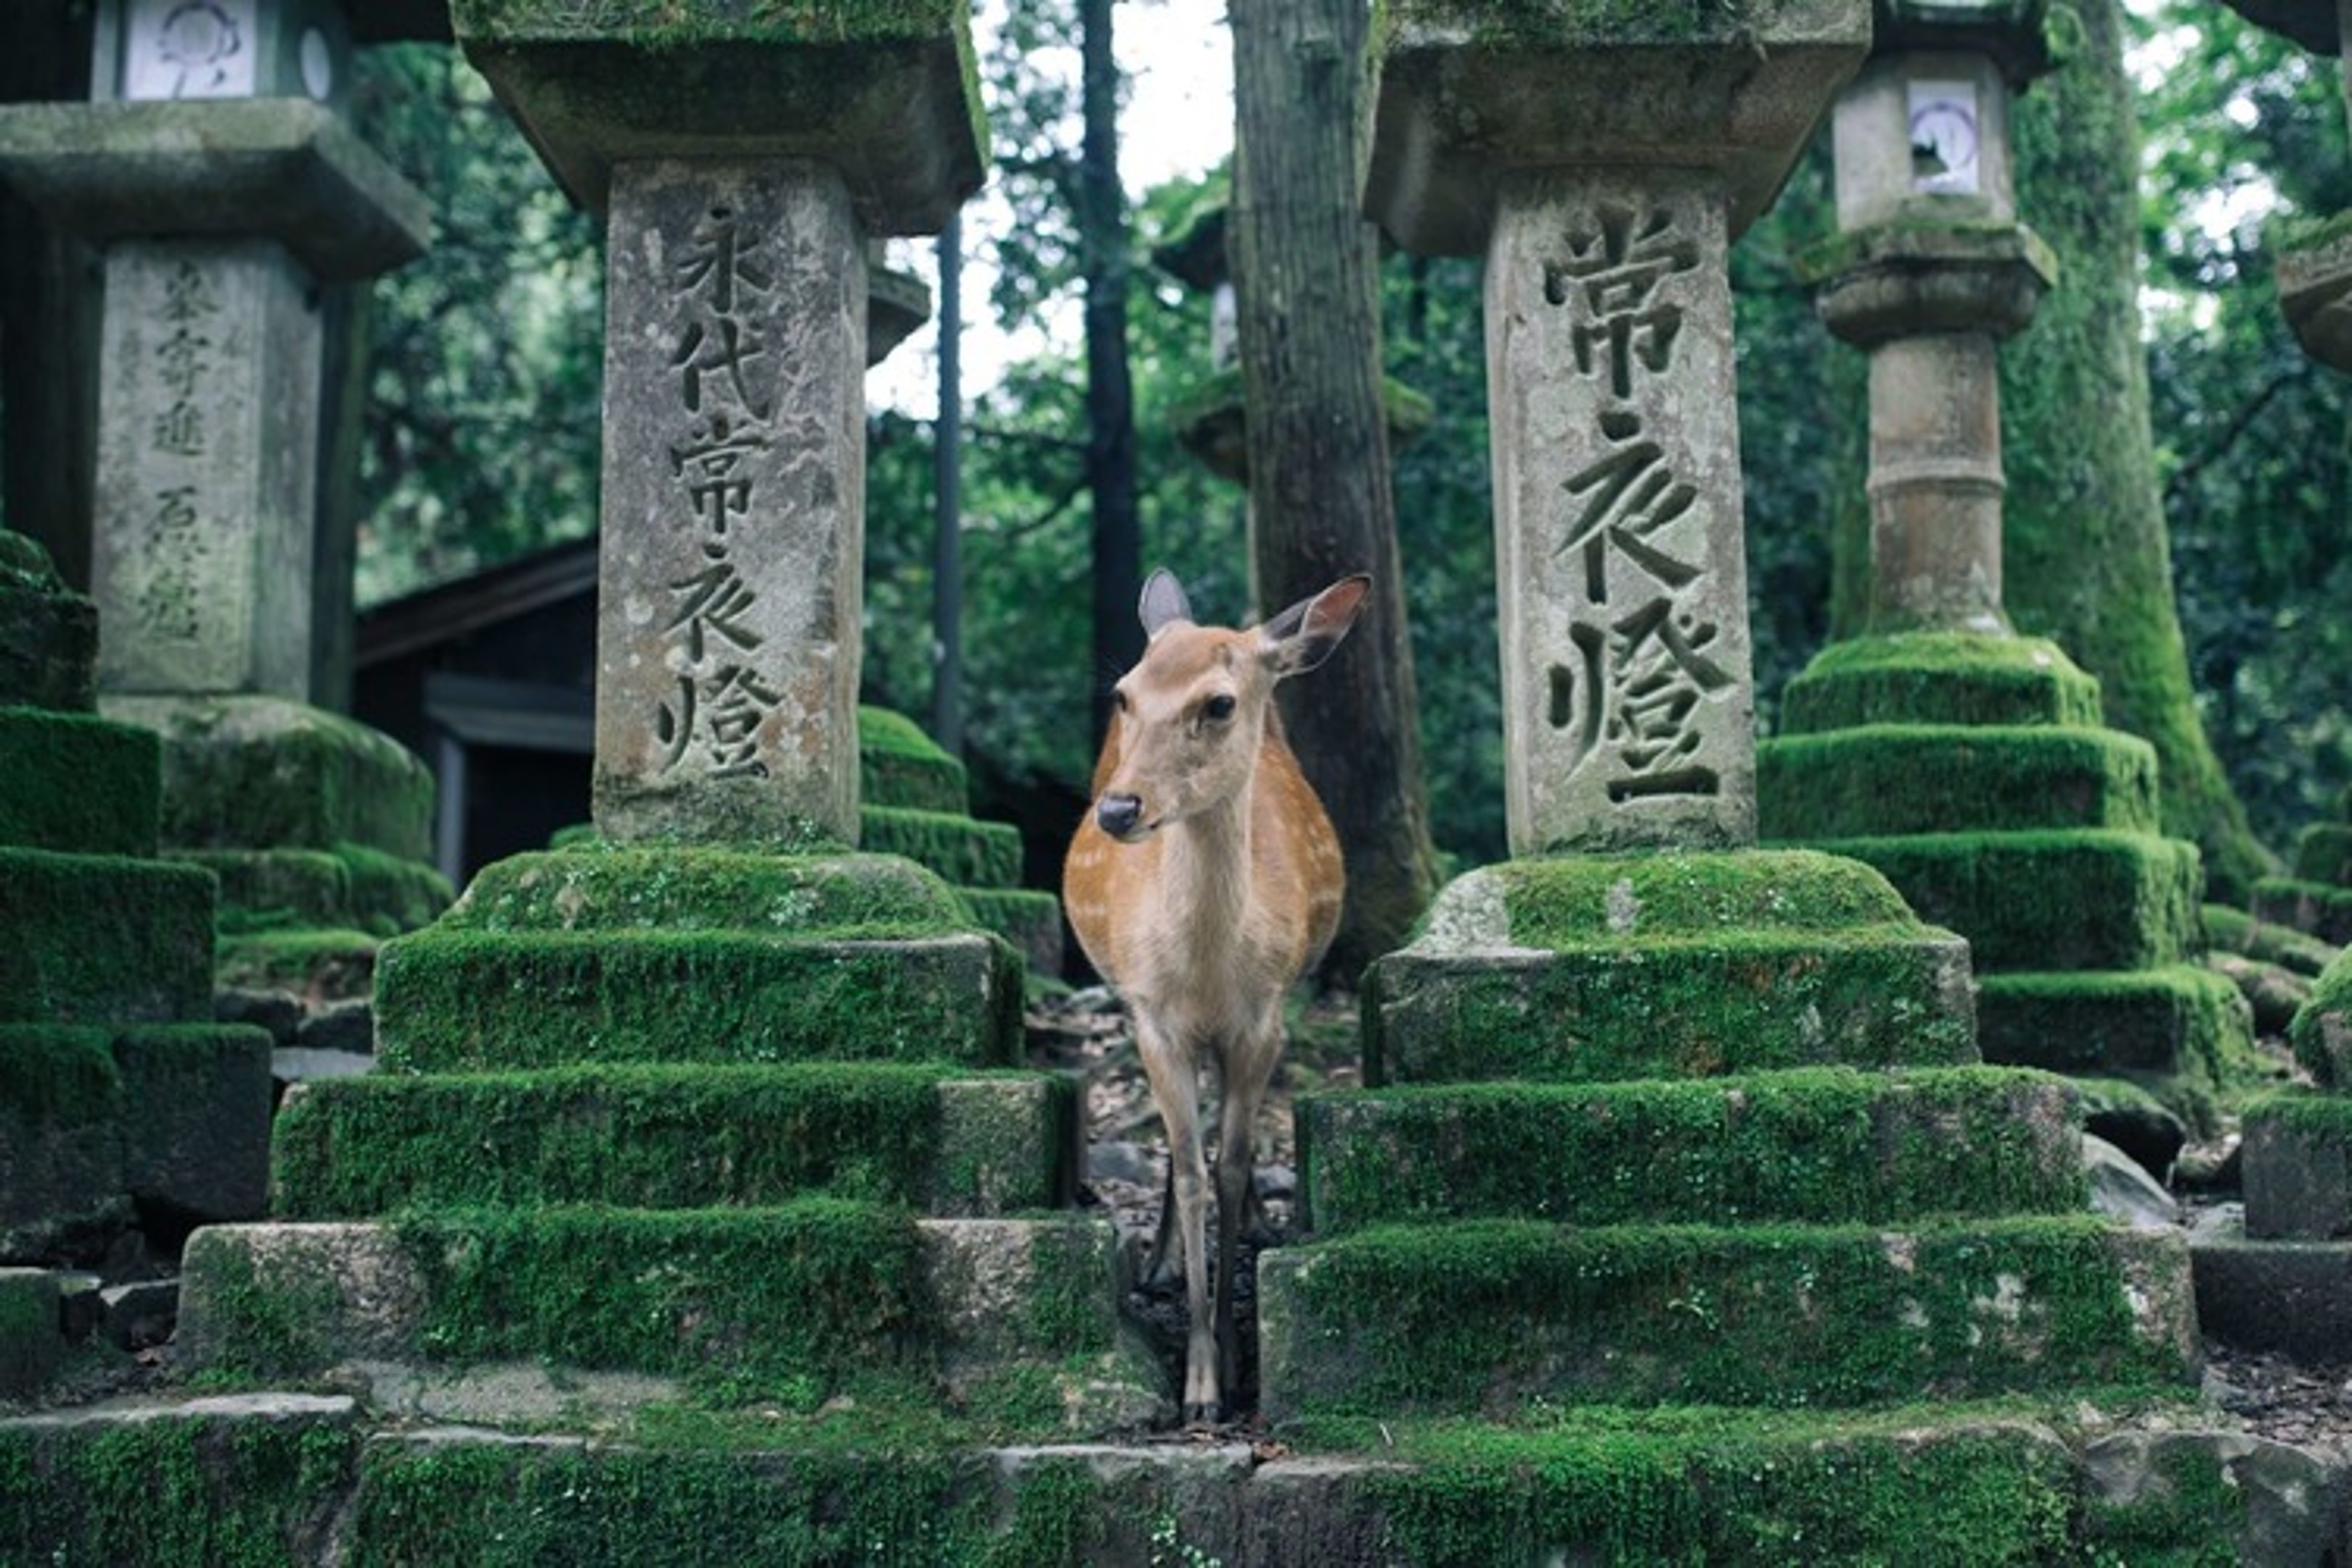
[128,695,436,861]
[2200,902,2337,977]
[1332,1410,2077,1565]
[2078,1440,2249,1566]
[1977,965,2255,1120]
[1814,830,2202,973]
[214,928,381,1000]
[1377,0,1767,52]
[1778,633,2104,734]
[858,706,968,814]
[2253,876,2352,946]
[373,926,1022,1072]
[0,846,215,1026]
[272,1064,1071,1218]
[1797,216,2059,290]
[182,1237,344,1382]
[0,706,160,855]
[0,1402,357,1566]
[1298,1067,2084,1233]
[0,1024,121,1126]
[859,807,1022,890]
[1366,925,1975,1086]
[1759,724,2160,840]
[439,847,978,937]
[2293,822,2352,887]
[454,0,968,46]
[1483,849,1922,943]
[1260,1216,2194,1418]
[2288,950,2352,1087]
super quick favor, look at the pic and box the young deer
[1063,568,1368,1424]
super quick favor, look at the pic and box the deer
[1062,567,1369,1425]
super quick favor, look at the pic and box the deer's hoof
[1182,1402,1220,1430]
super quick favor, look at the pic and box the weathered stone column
[2269,0,2352,369]
[0,1,452,986]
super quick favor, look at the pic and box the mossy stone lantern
[1813,0,2057,634]
[2247,0,2352,369]
[93,0,351,107]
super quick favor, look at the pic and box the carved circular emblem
[155,2,241,73]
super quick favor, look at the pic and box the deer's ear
[1139,569,1194,640]
[1263,575,1371,677]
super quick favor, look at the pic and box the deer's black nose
[1096,793,1145,838]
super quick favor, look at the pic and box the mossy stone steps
[0,846,216,1025]
[0,706,160,855]
[1363,851,1977,1085]
[452,845,974,934]
[16,1397,2337,1565]
[1777,633,2104,735]
[2290,952,2352,1085]
[1757,724,2159,839]
[374,928,1021,1072]
[176,1207,1164,1429]
[862,805,1022,889]
[2254,875,2352,947]
[2295,822,2352,887]
[1810,830,2202,973]
[1976,965,2253,1089]
[1257,1216,2197,1421]
[2243,1092,2352,1240]
[962,887,1063,971]
[1297,1066,2084,1233]
[270,1063,1078,1219]
[859,704,969,815]
[0,1022,273,1254]
[182,844,454,939]
[0,579,97,713]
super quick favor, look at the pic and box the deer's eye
[1203,694,1236,722]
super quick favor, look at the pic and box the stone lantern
[93,0,349,107]
[1813,0,2057,634]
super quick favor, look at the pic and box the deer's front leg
[1134,1011,1217,1424]
[1212,1018,1281,1420]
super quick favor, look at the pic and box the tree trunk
[2000,0,2271,901]
[1079,0,1141,750]
[932,211,965,757]
[1230,0,1439,983]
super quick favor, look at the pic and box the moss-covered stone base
[0,706,159,855]
[2294,822,2352,887]
[2255,875,2352,947]
[1976,965,2253,1098]
[2205,902,2340,979]
[2189,1207,2352,1361]
[0,553,98,713]
[963,887,1065,979]
[2290,950,2352,1086]
[1811,830,2202,973]
[862,806,1022,889]
[0,1268,68,1397]
[182,843,453,939]
[2243,1091,2352,1240]
[1777,633,2104,735]
[215,928,380,1003]
[271,1063,1077,1219]
[176,1209,1166,1432]
[859,705,969,814]
[0,847,214,1026]
[102,695,435,860]
[1758,724,2158,839]
[1258,1217,2197,1421]
[1297,1067,2083,1233]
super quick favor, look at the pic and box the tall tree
[1228,0,1440,981]
[1078,0,1143,746]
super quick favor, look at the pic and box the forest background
[345,0,2352,895]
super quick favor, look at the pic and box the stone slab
[964,887,1065,980]
[591,161,867,846]
[449,0,985,231]
[0,99,429,282]
[2292,956,2352,1086]
[0,848,214,1026]
[2256,875,2352,947]
[1759,724,2160,839]
[0,707,160,856]
[1977,965,2253,1086]
[269,1064,1078,1218]
[2244,1094,2352,1239]
[2295,822,2352,886]
[860,705,968,813]
[177,846,452,938]
[114,1024,273,1225]
[862,806,1023,889]
[1258,1216,2198,1420]
[2083,1429,2351,1568]
[1779,631,2103,733]
[0,1270,66,1399]
[1365,0,1869,255]
[103,695,435,859]
[0,1026,129,1252]
[177,1210,1167,1433]
[1297,1066,2083,1233]
[2190,1206,2352,1360]
[1813,830,2203,973]
[2279,224,2352,373]
[1810,222,2057,344]
[0,582,98,713]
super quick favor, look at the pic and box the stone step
[2293,822,2352,887]
[374,929,1022,1072]
[1365,851,1976,1086]
[862,805,1024,890]
[2204,902,2339,979]
[1778,632,2104,735]
[2243,1091,2352,1239]
[0,706,159,855]
[2255,875,2352,947]
[2292,955,2351,1085]
[2190,1204,2352,1363]
[1257,1216,2197,1420]
[0,846,215,1026]
[1976,965,2254,1090]
[178,1208,1165,1432]
[1810,830,2202,973]
[858,705,969,814]
[3,1397,2335,1564]
[1296,1066,2083,1233]
[271,1062,1078,1218]
[0,1022,272,1256]
[179,843,452,937]
[1759,724,2160,840]
[961,886,1063,979]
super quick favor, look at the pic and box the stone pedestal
[2253,784,2352,945]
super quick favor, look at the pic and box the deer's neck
[1160,768,1257,950]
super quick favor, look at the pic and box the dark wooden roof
[356,534,597,669]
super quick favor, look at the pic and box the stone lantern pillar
[0,0,454,983]
[1813,1,2056,633]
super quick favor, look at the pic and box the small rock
[294,999,375,1055]
[1254,1164,1297,1201]
[213,988,305,1045]
[2176,1135,2243,1194]
[1088,1140,1161,1187]
[272,1048,376,1087]
[2085,1134,2179,1230]
[99,1280,177,1350]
